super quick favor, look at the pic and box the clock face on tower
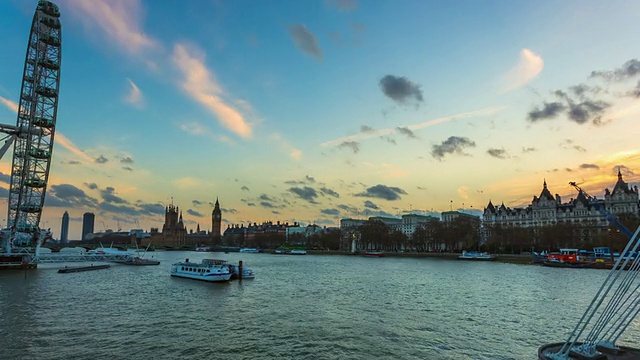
[214,214,220,220]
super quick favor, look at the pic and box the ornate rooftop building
[483,171,639,231]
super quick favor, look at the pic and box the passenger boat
[289,249,307,255]
[458,250,497,261]
[363,251,384,257]
[170,258,232,282]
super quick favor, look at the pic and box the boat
[117,256,160,266]
[274,248,288,254]
[289,249,307,255]
[170,258,232,282]
[228,263,255,279]
[363,251,384,257]
[239,248,260,253]
[458,250,497,261]
[58,264,110,273]
[86,247,137,256]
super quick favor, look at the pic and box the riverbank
[300,250,534,264]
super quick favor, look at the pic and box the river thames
[1,252,639,360]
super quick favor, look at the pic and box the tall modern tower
[60,211,68,244]
[211,198,221,240]
[81,212,94,240]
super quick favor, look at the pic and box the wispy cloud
[124,78,144,108]
[172,43,253,138]
[55,133,94,163]
[322,107,503,147]
[65,0,157,54]
[501,48,544,93]
[173,44,251,138]
[0,96,18,113]
[270,133,302,160]
[0,95,92,163]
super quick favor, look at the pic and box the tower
[212,197,222,240]
[60,211,69,244]
[81,212,94,240]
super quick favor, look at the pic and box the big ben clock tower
[212,197,222,241]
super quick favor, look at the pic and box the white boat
[458,250,497,261]
[289,249,307,255]
[170,258,232,282]
[228,264,255,279]
[239,248,259,253]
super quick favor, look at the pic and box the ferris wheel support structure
[0,1,61,254]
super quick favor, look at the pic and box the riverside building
[482,171,639,242]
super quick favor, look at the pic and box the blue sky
[1,0,640,240]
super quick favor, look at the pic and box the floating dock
[58,264,110,273]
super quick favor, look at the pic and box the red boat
[363,251,384,257]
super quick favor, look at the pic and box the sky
[1,0,640,241]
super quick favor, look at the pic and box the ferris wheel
[0,1,61,252]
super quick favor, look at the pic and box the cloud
[120,156,134,163]
[192,200,202,206]
[337,204,358,213]
[0,97,93,163]
[321,208,340,215]
[338,140,360,153]
[379,75,423,104]
[356,184,407,201]
[501,48,544,92]
[172,43,252,138]
[628,80,640,98]
[527,102,566,122]
[360,125,375,133]
[0,96,18,112]
[580,163,600,170]
[614,165,635,177]
[431,136,476,160]
[320,187,340,198]
[590,59,640,81]
[122,166,133,171]
[55,133,94,163]
[95,155,108,164]
[125,78,144,108]
[270,133,303,160]
[84,182,98,190]
[0,172,10,183]
[260,201,275,208]
[100,187,127,204]
[137,203,165,216]
[487,148,509,159]
[363,200,379,209]
[522,147,536,153]
[187,209,203,217]
[67,0,157,54]
[325,0,358,12]
[241,186,250,192]
[288,24,323,59]
[396,126,417,139]
[322,107,502,147]
[45,184,98,208]
[288,186,318,203]
[554,90,610,125]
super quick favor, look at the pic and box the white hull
[171,259,232,282]
[171,272,232,282]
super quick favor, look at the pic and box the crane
[568,181,633,239]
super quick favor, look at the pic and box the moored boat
[458,251,497,261]
[239,248,260,253]
[363,251,384,257]
[170,258,232,282]
[118,256,160,266]
[289,249,307,255]
[58,264,110,273]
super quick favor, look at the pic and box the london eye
[0,0,61,253]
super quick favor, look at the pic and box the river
[0,251,638,359]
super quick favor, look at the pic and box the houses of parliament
[139,198,222,247]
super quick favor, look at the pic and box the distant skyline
[1,0,640,240]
